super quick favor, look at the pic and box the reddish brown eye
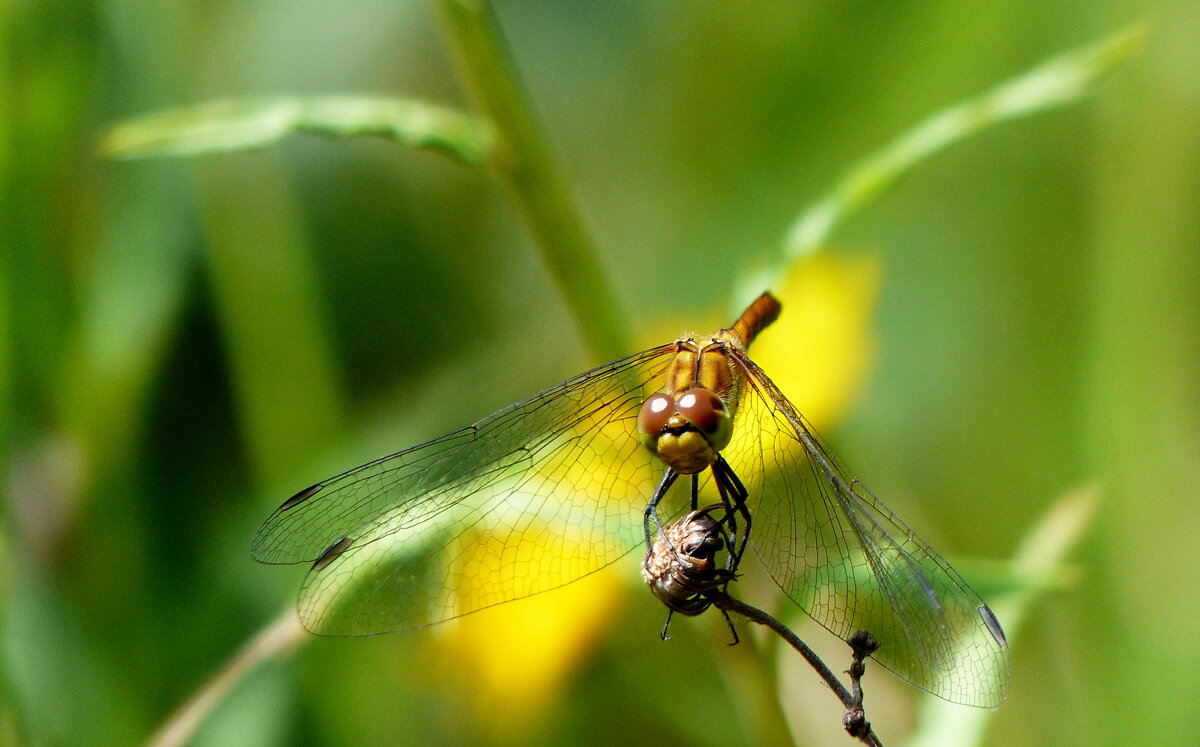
[637,393,675,436]
[676,388,726,434]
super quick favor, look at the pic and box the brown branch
[709,591,884,746]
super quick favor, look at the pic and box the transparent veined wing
[721,348,1011,708]
[252,344,678,636]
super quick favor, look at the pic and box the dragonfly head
[637,387,733,474]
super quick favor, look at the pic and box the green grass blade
[102,97,492,166]
[905,486,1100,747]
[195,156,347,487]
[56,172,197,484]
[438,0,630,361]
[734,24,1145,309]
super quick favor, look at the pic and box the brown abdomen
[730,292,782,347]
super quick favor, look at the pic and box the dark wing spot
[312,536,354,572]
[978,604,1008,647]
[279,483,323,511]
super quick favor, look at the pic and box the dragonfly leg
[690,473,699,511]
[659,595,739,645]
[712,480,739,574]
[717,604,740,645]
[643,468,680,552]
[693,502,738,576]
[713,457,751,573]
[715,474,737,566]
[660,609,674,641]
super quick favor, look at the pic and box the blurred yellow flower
[432,251,880,738]
[436,529,625,740]
[750,252,881,430]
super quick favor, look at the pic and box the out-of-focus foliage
[3,2,1197,746]
[102,97,490,164]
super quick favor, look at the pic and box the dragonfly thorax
[637,387,733,474]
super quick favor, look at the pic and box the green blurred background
[3,1,1198,745]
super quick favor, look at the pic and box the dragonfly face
[252,291,1012,708]
[637,291,780,477]
[635,294,780,583]
[637,385,734,475]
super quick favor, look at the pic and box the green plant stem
[146,608,307,747]
[733,24,1145,311]
[437,0,628,361]
[906,486,1099,747]
[786,24,1145,257]
[707,611,796,746]
[195,156,346,488]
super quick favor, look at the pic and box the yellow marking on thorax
[662,332,746,412]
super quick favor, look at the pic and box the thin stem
[707,614,796,746]
[784,25,1144,258]
[146,608,308,747]
[712,592,851,703]
[437,0,628,361]
[732,24,1145,310]
[711,592,884,746]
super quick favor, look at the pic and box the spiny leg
[690,505,742,645]
[643,468,680,551]
[710,466,738,565]
[721,458,751,572]
[717,605,740,645]
[694,503,738,576]
[711,476,739,574]
[712,457,751,573]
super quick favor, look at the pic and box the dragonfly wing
[252,345,677,636]
[724,348,1011,707]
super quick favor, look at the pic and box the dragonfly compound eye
[676,388,733,452]
[637,393,675,447]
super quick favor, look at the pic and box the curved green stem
[146,609,307,747]
[437,0,629,361]
[733,24,1146,311]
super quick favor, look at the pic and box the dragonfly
[253,292,1011,708]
